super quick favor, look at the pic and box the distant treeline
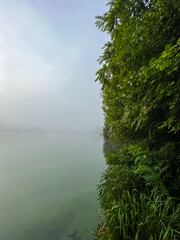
[95,0,180,239]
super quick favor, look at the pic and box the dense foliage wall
[95,0,180,239]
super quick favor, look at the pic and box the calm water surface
[0,133,105,240]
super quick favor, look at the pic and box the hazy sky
[0,0,108,132]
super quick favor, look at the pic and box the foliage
[104,141,180,196]
[96,0,180,143]
[98,164,144,210]
[96,188,180,240]
[129,143,180,195]
[95,0,180,239]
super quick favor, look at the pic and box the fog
[0,0,108,133]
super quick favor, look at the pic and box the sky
[0,0,108,133]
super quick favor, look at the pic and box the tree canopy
[96,0,180,142]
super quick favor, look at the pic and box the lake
[0,133,105,240]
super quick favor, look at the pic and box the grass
[96,188,180,240]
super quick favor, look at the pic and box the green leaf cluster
[96,0,180,142]
[95,0,180,239]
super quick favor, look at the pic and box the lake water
[0,133,105,240]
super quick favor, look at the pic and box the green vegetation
[96,188,180,240]
[95,0,180,239]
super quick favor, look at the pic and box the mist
[0,0,107,133]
